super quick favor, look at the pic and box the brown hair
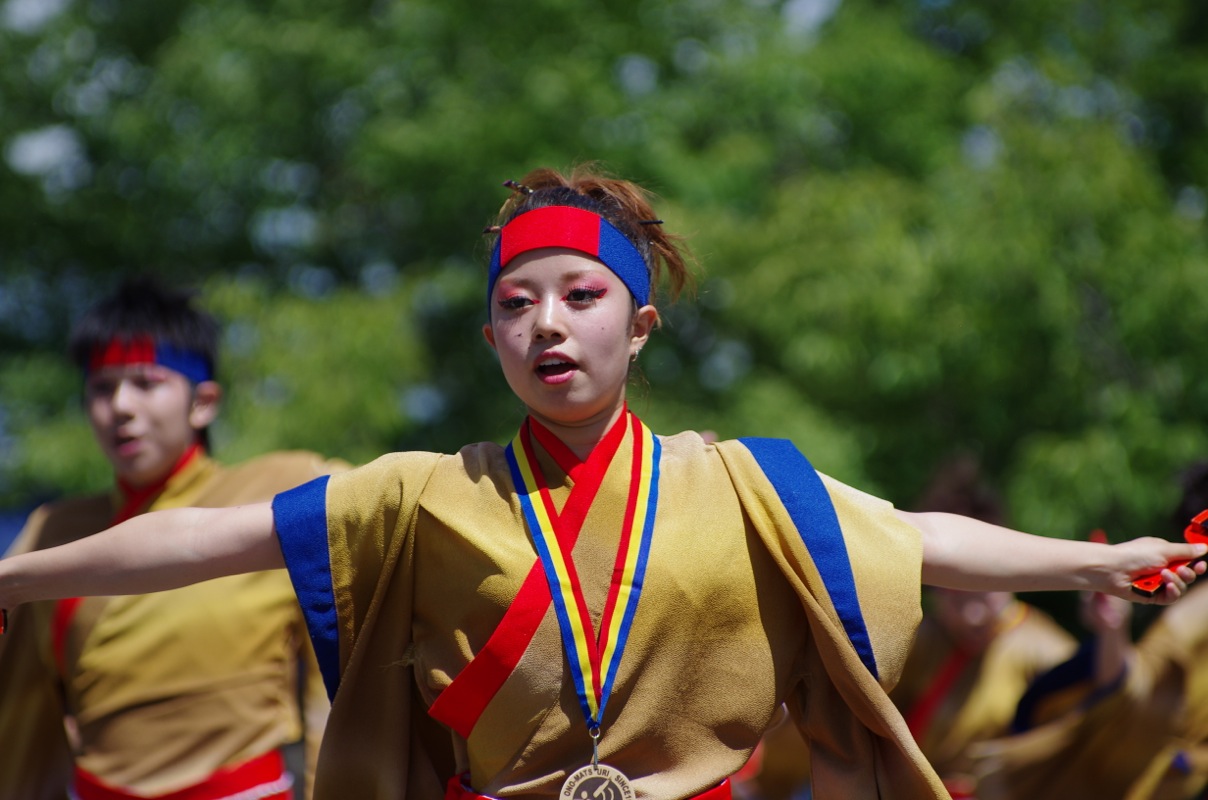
[490,164,694,306]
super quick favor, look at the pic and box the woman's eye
[566,287,607,303]
[498,295,532,311]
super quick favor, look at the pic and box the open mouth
[535,356,577,378]
[537,362,575,376]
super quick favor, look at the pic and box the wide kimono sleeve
[271,451,452,800]
[0,509,75,800]
[715,438,947,800]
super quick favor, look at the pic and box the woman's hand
[1096,537,1207,604]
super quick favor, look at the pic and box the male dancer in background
[0,278,341,799]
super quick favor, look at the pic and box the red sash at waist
[72,750,292,800]
[445,773,732,800]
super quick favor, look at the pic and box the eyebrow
[496,268,607,289]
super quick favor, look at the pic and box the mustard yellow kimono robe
[274,426,949,799]
[0,450,342,800]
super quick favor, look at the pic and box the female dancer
[1,166,1202,800]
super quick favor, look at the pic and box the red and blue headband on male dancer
[86,336,214,384]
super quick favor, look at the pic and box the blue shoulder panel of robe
[273,476,341,700]
[739,437,879,680]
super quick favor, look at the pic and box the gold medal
[560,763,634,800]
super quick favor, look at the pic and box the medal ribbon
[505,411,660,728]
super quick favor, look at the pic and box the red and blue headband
[87,336,213,384]
[487,205,651,312]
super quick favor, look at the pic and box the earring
[631,349,642,363]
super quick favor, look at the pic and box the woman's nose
[533,297,567,339]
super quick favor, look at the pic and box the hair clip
[638,219,664,225]
[503,180,533,196]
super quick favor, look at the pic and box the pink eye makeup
[495,286,536,311]
[564,285,608,303]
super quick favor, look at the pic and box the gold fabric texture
[304,430,947,799]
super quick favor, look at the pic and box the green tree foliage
[2,0,1206,553]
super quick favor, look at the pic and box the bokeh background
[3,0,1207,577]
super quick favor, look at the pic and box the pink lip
[539,370,576,385]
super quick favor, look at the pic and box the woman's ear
[482,322,497,351]
[629,304,659,358]
[188,380,223,431]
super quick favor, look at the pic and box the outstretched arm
[0,502,279,610]
[903,510,1207,604]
